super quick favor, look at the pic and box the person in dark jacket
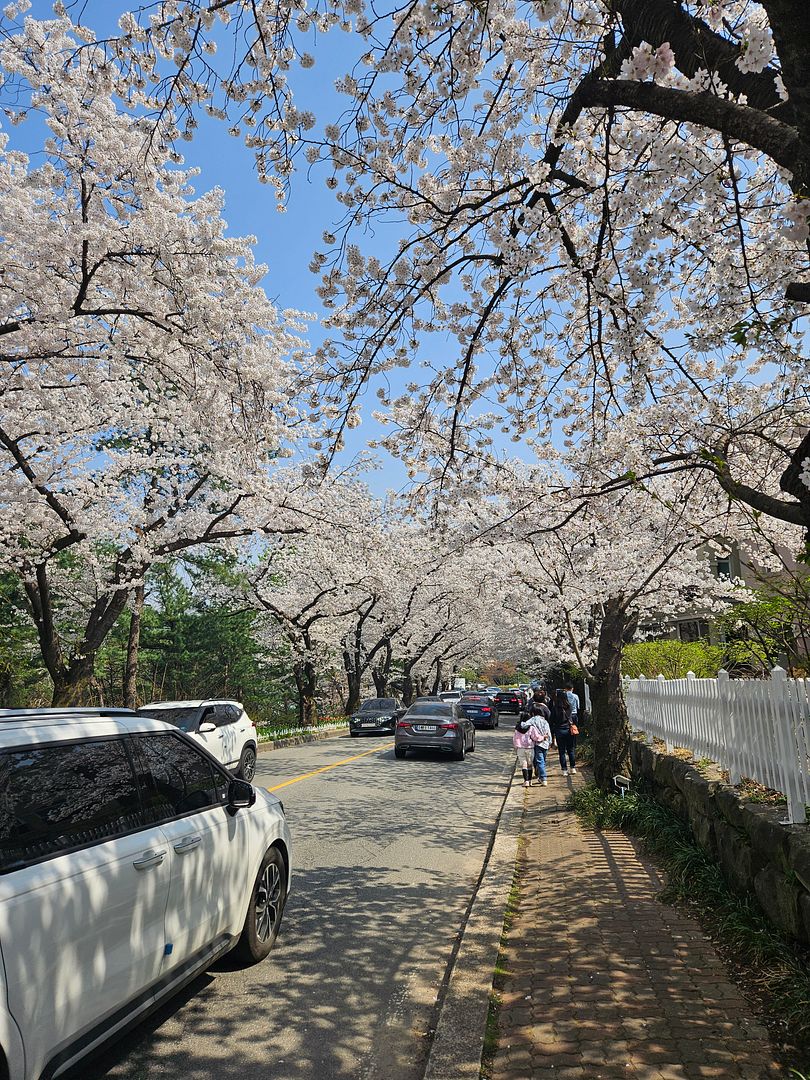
[551,689,577,775]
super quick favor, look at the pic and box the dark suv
[349,697,405,736]
[493,690,523,714]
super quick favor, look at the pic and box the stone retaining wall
[630,736,810,946]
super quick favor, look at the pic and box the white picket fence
[623,668,810,824]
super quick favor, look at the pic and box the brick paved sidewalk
[490,771,783,1080]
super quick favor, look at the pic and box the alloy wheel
[255,861,282,942]
[241,747,257,781]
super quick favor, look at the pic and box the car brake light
[482,707,491,713]
[397,720,411,728]
[441,722,459,731]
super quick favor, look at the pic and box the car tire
[469,733,476,752]
[454,741,466,761]
[350,730,359,737]
[237,745,257,782]
[233,846,287,965]
[394,746,407,759]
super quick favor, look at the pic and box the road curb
[257,727,350,752]
[422,766,524,1080]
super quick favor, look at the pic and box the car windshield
[139,707,199,732]
[359,699,396,712]
[408,702,452,717]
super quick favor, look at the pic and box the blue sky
[17,2,415,493]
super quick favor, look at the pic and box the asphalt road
[81,723,517,1080]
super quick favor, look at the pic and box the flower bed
[256,716,347,742]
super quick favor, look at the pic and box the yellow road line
[267,741,394,792]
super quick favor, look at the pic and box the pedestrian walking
[563,681,581,723]
[513,713,544,788]
[551,688,577,775]
[526,695,552,785]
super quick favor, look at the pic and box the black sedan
[394,700,475,760]
[457,692,500,729]
[349,697,405,736]
[493,689,523,714]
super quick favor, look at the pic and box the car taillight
[397,720,411,728]
[441,723,459,731]
[482,707,491,713]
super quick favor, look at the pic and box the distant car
[348,697,404,736]
[440,690,463,703]
[485,686,500,695]
[493,689,524,714]
[0,706,290,1080]
[394,701,475,760]
[138,699,258,781]
[457,692,500,729]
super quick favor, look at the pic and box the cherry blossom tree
[469,470,739,786]
[49,0,810,550]
[0,19,311,704]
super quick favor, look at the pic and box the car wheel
[233,846,287,965]
[394,746,407,759]
[237,745,257,782]
[469,733,476,752]
[350,730,359,737]
[454,740,466,761]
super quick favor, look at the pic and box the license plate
[361,722,376,727]
[413,725,437,733]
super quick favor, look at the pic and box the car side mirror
[227,778,256,815]
[198,721,216,733]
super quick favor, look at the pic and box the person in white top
[525,699,552,785]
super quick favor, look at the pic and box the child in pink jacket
[513,717,543,788]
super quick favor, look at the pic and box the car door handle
[133,849,167,870]
[173,835,203,855]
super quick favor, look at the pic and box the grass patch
[480,837,525,1080]
[569,785,810,1068]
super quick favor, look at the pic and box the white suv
[138,699,258,781]
[0,707,291,1080]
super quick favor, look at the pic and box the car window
[139,707,199,733]
[208,705,233,727]
[359,699,396,712]
[225,705,241,723]
[0,739,142,873]
[407,702,452,717]
[133,734,227,822]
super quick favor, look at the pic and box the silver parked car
[394,700,475,760]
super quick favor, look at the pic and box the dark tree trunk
[431,660,444,695]
[587,597,638,791]
[371,640,392,697]
[343,649,362,715]
[123,585,145,710]
[51,656,97,707]
[402,662,416,706]
[293,660,318,727]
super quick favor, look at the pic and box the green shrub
[622,639,725,679]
